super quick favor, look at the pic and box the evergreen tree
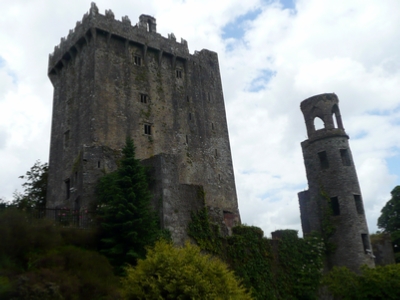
[96,137,160,273]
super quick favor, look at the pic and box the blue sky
[0,0,399,237]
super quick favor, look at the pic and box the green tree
[377,185,400,262]
[12,160,48,209]
[96,137,161,273]
[121,240,253,299]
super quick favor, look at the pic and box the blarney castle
[46,3,240,244]
[46,3,376,272]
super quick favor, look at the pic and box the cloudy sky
[1,0,399,236]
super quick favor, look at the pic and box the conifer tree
[96,137,160,273]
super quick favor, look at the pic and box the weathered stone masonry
[46,3,240,244]
[298,93,375,272]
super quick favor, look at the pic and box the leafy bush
[323,264,400,299]
[6,246,121,300]
[0,209,62,270]
[121,240,253,299]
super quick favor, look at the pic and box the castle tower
[298,93,374,272]
[46,3,240,243]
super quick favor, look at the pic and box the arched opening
[147,20,151,32]
[332,104,343,129]
[314,116,325,130]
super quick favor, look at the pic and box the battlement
[48,2,189,75]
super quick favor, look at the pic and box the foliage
[13,160,48,209]
[319,187,337,254]
[226,226,275,299]
[0,209,63,270]
[188,210,325,300]
[323,264,400,300]
[96,137,162,273]
[121,240,253,299]
[0,209,122,299]
[378,185,400,262]
[187,207,223,254]
[9,246,121,300]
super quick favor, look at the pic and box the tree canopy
[96,137,161,273]
[377,185,400,263]
[378,186,400,233]
[12,160,48,209]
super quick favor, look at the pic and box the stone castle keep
[298,93,374,272]
[47,4,375,270]
[46,3,240,243]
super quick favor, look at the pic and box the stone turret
[298,93,374,272]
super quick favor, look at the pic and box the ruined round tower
[298,93,374,272]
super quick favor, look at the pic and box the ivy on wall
[188,208,325,300]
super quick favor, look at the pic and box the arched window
[332,104,343,129]
[314,116,324,130]
[147,20,151,32]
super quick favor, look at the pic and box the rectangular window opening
[354,194,364,214]
[176,69,182,78]
[318,151,329,169]
[64,130,70,148]
[97,161,101,168]
[361,233,370,253]
[186,96,190,102]
[212,122,214,130]
[140,93,148,103]
[215,149,218,158]
[189,113,192,120]
[144,124,151,135]
[330,197,340,216]
[340,149,351,166]
[65,179,71,199]
[134,55,142,66]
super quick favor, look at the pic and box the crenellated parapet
[48,2,189,75]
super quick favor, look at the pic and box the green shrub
[11,246,121,300]
[0,209,62,270]
[121,240,253,299]
[323,264,400,300]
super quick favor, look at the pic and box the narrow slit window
[97,161,101,168]
[215,149,218,158]
[318,151,329,169]
[187,96,190,102]
[64,130,70,148]
[176,69,182,78]
[65,179,71,199]
[330,197,340,216]
[340,149,351,166]
[361,234,370,253]
[208,93,211,102]
[140,93,148,103]
[354,195,364,214]
[189,113,192,120]
[134,55,142,66]
[144,124,151,135]
[212,123,214,130]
